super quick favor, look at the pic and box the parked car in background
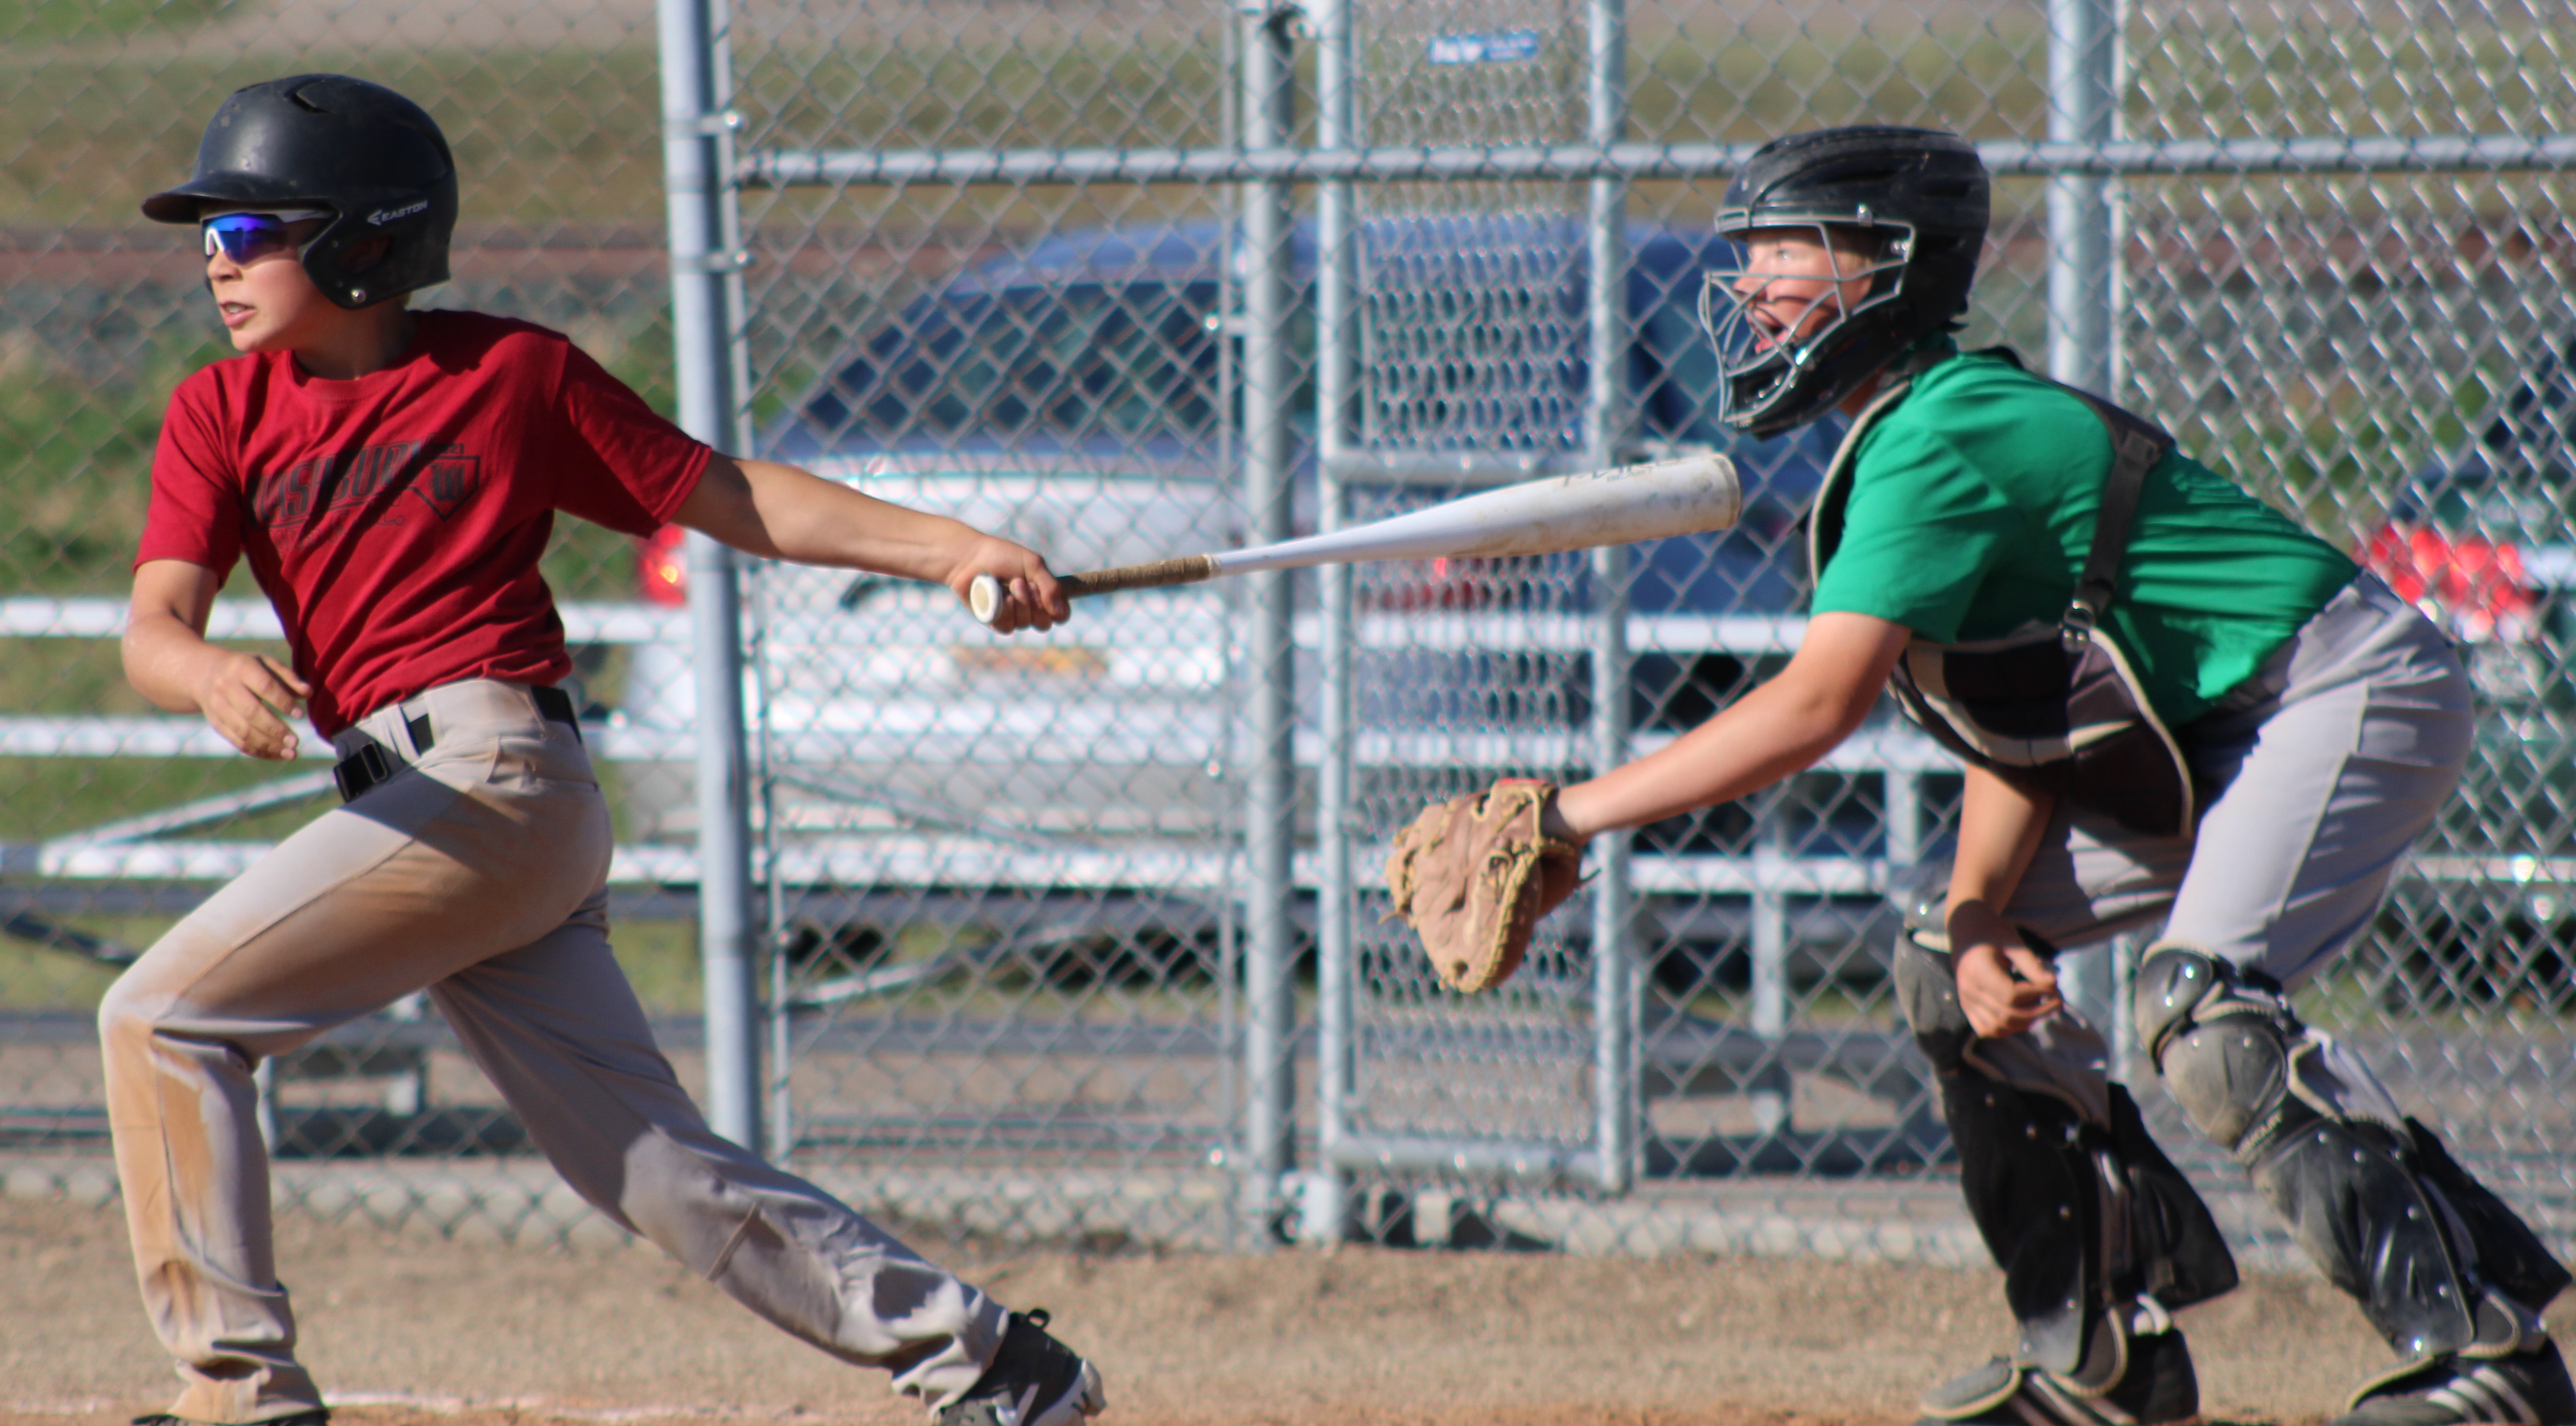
[2362,333,2576,1007]
[623,222,1843,790]
[2366,335,2576,683]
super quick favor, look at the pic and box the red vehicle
[2357,336,2576,1007]
[2361,338,2576,651]
[2366,520,2539,643]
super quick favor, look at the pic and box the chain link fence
[3,0,2572,1269]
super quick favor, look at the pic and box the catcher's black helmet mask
[145,73,458,311]
[1701,126,1990,436]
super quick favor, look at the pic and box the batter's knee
[96,968,155,1051]
[95,969,188,1099]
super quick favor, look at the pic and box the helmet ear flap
[298,169,459,309]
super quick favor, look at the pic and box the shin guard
[1944,1072,2099,1373]
[2137,942,2569,1360]
[1904,936,2238,1376]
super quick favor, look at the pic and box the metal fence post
[1308,0,1358,1243]
[1238,0,1302,1237]
[2046,0,2118,397]
[2047,0,2121,1055]
[657,0,762,1151]
[1585,0,1637,1192]
[1749,797,1792,1134]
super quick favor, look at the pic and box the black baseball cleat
[1917,1309,2199,1426]
[2332,1340,2576,1426]
[933,1308,1107,1426]
[130,1413,329,1426]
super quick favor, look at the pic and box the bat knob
[968,573,1002,625]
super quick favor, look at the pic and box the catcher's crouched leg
[1896,937,2237,1426]
[1382,777,1583,993]
[2133,943,2575,1426]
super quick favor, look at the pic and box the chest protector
[1812,363,2195,838]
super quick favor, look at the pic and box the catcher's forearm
[1555,612,1908,836]
[1555,694,1846,835]
[1947,766,2053,916]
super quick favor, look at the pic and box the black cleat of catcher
[934,1308,1107,1426]
[130,1414,329,1426]
[1916,1310,2199,1426]
[2332,1340,2576,1426]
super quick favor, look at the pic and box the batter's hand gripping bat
[967,451,1740,626]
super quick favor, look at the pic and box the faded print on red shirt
[140,310,711,735]
[253,439,483,538]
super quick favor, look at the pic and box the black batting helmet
[145,73,457,311]
[1700,126,1991,435]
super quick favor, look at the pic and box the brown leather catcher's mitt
[1382,777,1584,993]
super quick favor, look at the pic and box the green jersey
[1809,346,2358,725]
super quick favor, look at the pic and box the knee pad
[1894,915,2073,1077]
[1891,859,1952,951]
[2132,943,2310,1158]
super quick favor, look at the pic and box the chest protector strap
[1813,364,2193,838]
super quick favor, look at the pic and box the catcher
[105,74,1101,1426]
[1385,125,2570,1426]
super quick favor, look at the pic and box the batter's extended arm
[672,453,1069,634]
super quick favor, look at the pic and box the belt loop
[532,683,582,743]
[403,704,435,758]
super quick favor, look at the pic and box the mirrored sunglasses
[200,210,332,264]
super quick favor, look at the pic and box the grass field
[0,895,709,1014]
[2,2,2564,220]
[0,46,663,231]
[0,0,233,41]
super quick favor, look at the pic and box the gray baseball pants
[1929,571,2474,1118]
[99,679,1008,1424]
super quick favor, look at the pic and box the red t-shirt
[139,310,712,735]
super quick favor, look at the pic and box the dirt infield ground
[5,1192,2564,1426]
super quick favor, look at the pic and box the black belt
[334,685,580,803]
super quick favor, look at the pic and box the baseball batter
[104,74,1105,1426]
[1391,126,2570,1426]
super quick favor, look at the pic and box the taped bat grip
[1056,554,1220,598]
[968,554,1220,625]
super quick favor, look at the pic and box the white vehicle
[617,458,1240,847]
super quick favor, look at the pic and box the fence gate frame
[1302,0,1643,1234]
